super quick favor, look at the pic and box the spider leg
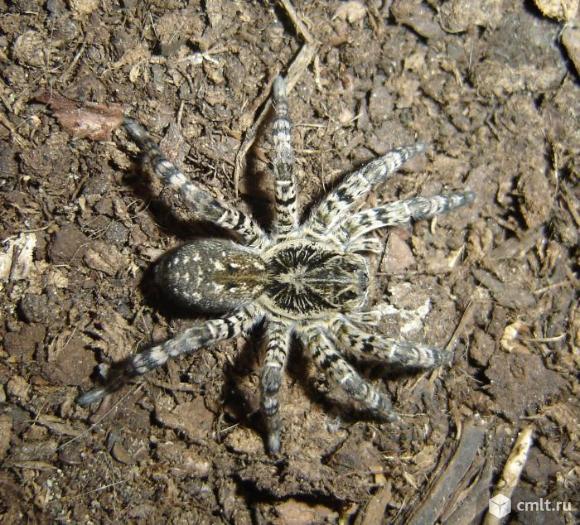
[338,191,475,246]
[304,143,426,237]
[332,317,450,368]
[271,77,298,236]
[77,307,261,406]
[123,118,267,247]
[345,237,383,254]
[260,320,291,454]
[299,328,398,421]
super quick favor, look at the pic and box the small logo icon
[489,494,511,518]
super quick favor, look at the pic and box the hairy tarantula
[78,77,474,453]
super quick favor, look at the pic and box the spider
[78,76,474,454]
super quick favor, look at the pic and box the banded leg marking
[123,118,266,246]
[260,320,291,454]
[271,77,298,235]
[332,317,449,369]
[339,191,475,245]
[301,328,397,421]
[77,307,260,406]
[305,144,426,237]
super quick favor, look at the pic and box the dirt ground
[0,1,578,524]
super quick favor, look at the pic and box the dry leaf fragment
[13,31,48,67]
[333,1,367,23]
[500,321,529,353]
[0,233,36,281]
[562,24,580,75]
[69,0,100,16]
[36,92,125,141]
[533,0,578,20]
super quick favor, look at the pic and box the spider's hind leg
[299,327,398,422]
[260,321,291,454]
[77,307,259,406]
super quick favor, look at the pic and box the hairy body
[78,76,474,453]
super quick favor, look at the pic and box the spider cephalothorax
[262,241,369,319]
[78,76,474,454]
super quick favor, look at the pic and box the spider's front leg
[260,320,291,454]
[77,307,260,406]
[304,143,426,237]
[271,77,298,235]
[123,119,267,246]
[299,328,398,422]
[337,191,475,249]
[331,317,450,369]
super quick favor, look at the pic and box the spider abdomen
[155,239,267,312]
[261,240,369,319]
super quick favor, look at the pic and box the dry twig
[405,417,487,525]
[483,426,534,525]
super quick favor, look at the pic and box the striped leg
[271,77,298,235]
[300,328,397,421]
[304,144,426,237]
[338,192,475,248]
[260,320,291,454]
[332,317,450,368]
[123,119,267,247]
[77,307,260,406]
